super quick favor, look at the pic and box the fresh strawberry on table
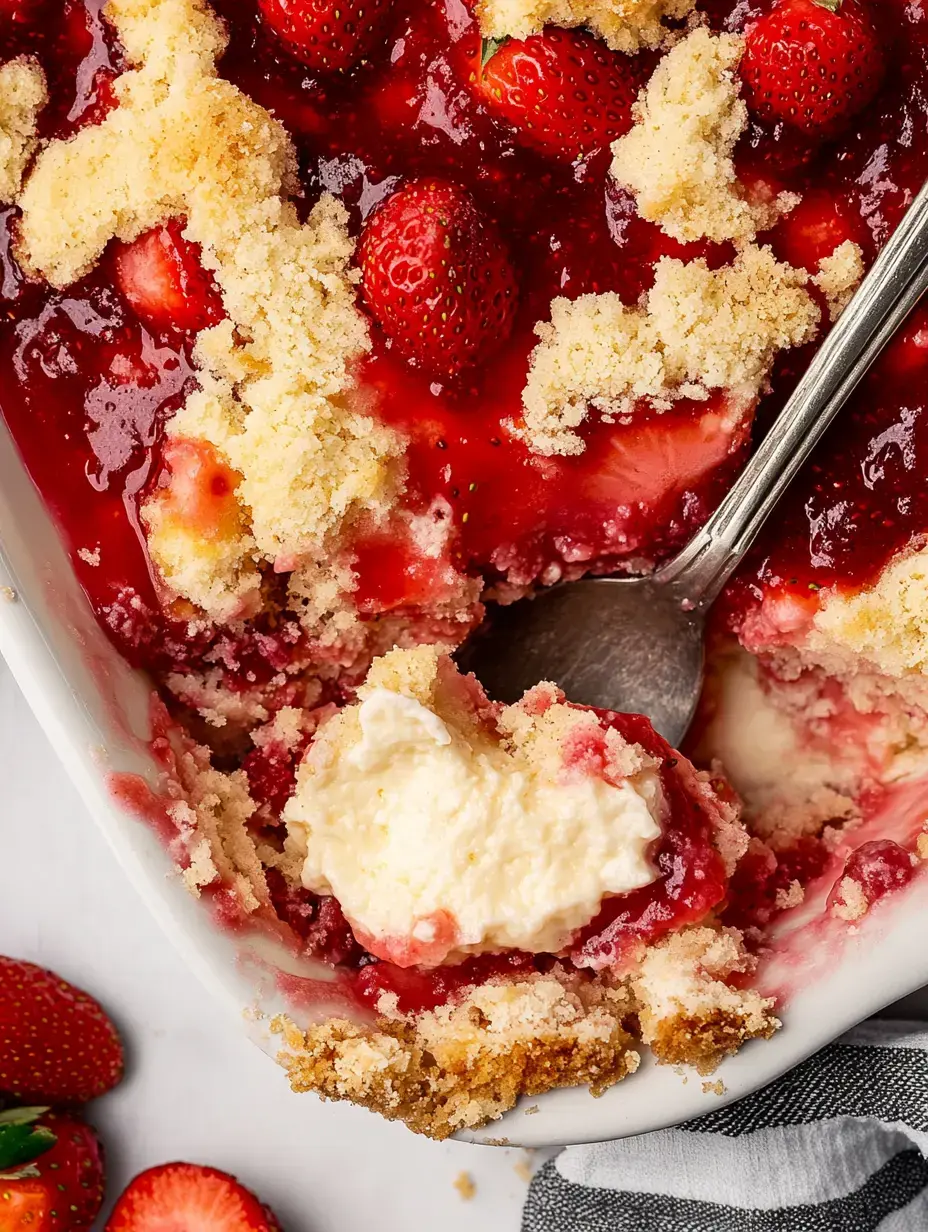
[0,956,124,1104]
[478,28,643,162]
[358,177,518,378]
[106,1162,283,1231]
[258,0,393,72]
[740,0,886,137]
[113,219,225,334]
[0,1107,105,1232]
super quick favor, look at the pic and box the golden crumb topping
[0,58,46,205]
[476,0,696,53]
[611,30,796,243]
[808,546,928,678]
[16,0,400,623]
[813,240,865,321]
[632,927,778,1069]
[522,244,819,455]
[273,976,639,1138]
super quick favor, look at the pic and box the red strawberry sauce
[2,0,928,1010]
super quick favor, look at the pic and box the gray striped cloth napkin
[523,1021,928,1231]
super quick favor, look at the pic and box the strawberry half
[106,1162,283,1231]
[479,29,643,162]
[0,1108,104,1232]
[113,219,225,334]
[741,0,886,138]
[258,0,393,72]
[0,957,124,1104]
[770,188,865,271]
[359,177,518,378]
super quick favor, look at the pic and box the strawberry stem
[812,0,842,11]
[0,1108,56,1171]
[480,36,507,69]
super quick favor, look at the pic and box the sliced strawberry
[741,0,886,138]
[0,957,124,1104]
[582,393,752,510]
[105,1162,282,1231]
[358,177,518,378]
[155,438,244,539]
[769,189,865,271]
[0,1182,51,1230]
[113,220,225,334]
[258,0,393,72]
[479,29,643,162]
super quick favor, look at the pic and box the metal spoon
[458,181,928,745]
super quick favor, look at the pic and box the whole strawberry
[0,957,124,1104]
[479,28,643,162]
[741,0,886,137]
[106,1162,282,1231]
[258,0,393,72]
[0,1107,105,1232]
[359,177,518,378]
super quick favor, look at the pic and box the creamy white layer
[284,675,663,966]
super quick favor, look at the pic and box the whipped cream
[284,685,663,965]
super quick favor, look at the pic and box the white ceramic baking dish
[2,405,928,1148]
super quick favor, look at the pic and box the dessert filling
[285,647,664,965]
[0,0,926,1139]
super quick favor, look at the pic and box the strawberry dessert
[0,0,925,1138]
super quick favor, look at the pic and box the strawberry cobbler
[1,0,926,1137]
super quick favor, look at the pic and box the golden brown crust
[646,1007,778,1072]
[271,929,778,1137]
[272,977,640,1140]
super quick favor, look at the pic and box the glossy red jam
[3,0,928,1012]
[828,838,916,913]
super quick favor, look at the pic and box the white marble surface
[0,660,534,1231]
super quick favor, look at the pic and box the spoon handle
[660,177,928,606]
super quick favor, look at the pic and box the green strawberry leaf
[480,36,507,69]
[0,1108,56,1171]
[812,0,842,11]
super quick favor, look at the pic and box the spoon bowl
[457,575,704,745]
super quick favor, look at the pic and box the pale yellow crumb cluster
[632,927,778,1069]
[522,243,819,455]
[830,875,869,922]
[453,1173,476,1201]
[611,30,796,244]
[348,644,653,781]
[814,240,865,321]
[476,0,695,54]
[0,58,46,205]
[16,0,400,624]
[161,730,270,910]
[809,546,928,678]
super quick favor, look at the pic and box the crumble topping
[522,243,819,455]
[610,30,797,244]
[16,0,400,623]
[476,0,696,54]
[283,646,663,963]
[813,240,865,321]
[830,876,869,922]
[0,58,46,205]
[808,547,928,678]
[632,927,778,1070]
[274,975,640,1139]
